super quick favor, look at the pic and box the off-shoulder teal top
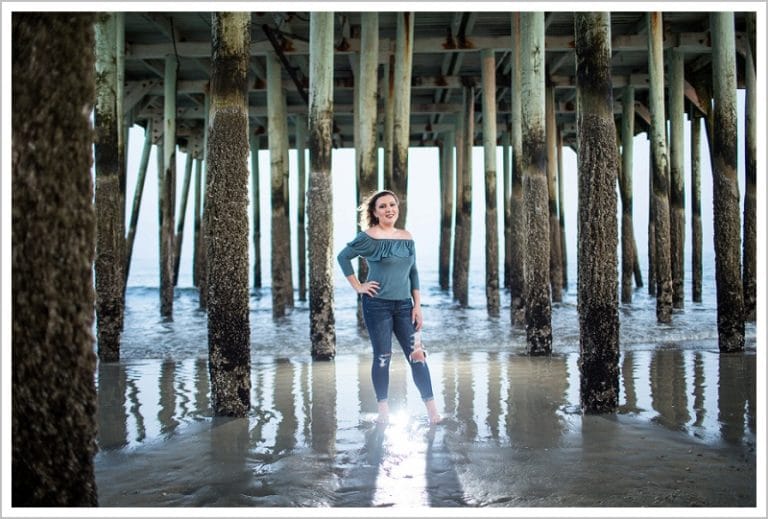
[337,232,420,301]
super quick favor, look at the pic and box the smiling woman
[337,189,442,426]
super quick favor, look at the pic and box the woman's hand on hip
[356,280,379,296]
[411,306,423,330]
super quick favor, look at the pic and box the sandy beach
[93,347,757,510]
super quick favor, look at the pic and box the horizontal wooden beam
[126,31,722,60]
[127,71,665,101]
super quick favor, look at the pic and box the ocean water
[118,256,756,361]
[99,258,756,441]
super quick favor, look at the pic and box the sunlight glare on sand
[371,413,430,508]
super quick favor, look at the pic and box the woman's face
[372,194,399,226]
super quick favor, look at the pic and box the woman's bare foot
[377,401,390,424]
[425,399,442,425]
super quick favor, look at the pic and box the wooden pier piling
[267,51,294,317]
[743,30,756,322]
[392,12,414,228]
[296,116,308,302]
[521,12,552,355]
[509,13,526,326]
[383,56,395,191]
[575,12,619,413]
[502,130,511,290]
[545,82,563,303]
[481,48,500,316]
[308,12,337,360]
[619,86,636,304]
[439,130,455,291]
[94,13,125,360]
[355,11,379,310]
[557,128,568,291]
[195,94,209,294]
[249,132,262,288]
[647,12,673,323]
[452,86,474,307]
[124,125,152,289]
[669,49,686,309]
[205,12,252,416]
[172,152,193,286]
[160,53,177,318]
[710,12,745,352]
[647,142,656,297]
[12,12,99,505]
[691,114,703,303]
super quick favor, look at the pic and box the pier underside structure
[88,10,758,368]
[11,10,758,503]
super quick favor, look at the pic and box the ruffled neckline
[347,232,415,261]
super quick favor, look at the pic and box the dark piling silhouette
[94,13,125,360]
[12,12,99,505]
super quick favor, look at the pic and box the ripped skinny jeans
[361,294,435,402]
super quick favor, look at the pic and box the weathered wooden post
[249,131,262,288]
[356,12,379,321]
[647,12,672,322]
[743,32,756,321]
[521,12,552,355]
[669,49,686,308]
[453,86,474,307]
[481,48,500,316]
[173,152,193,285]
[125,125,152,288]
[452,117,465,303]
[192,156,203,286]
[194,94,209,292]
[575,11,619,413]
[710,12,745,352]
[12,12,98,505]
[358,12,378,212]
[267,52,294,317]
[545,82,563,303]
[502,130,511,289]
[308,11,337,360]
[647,142,656,296]
[620,85,636,304]
[439,130,455,291]
[509,13,526,325]
[393,12,414,228]
[557,128,568,291]
[205,12,252,416]
[116,12,127,214]
[383,56,395,190]
[690,113,702,303]
[94,13,125,361]
[160,52,178,318]
[296,115,308,301]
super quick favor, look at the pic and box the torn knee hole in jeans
[377,353,391,368]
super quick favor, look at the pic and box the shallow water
[94,263,758,508]
[94,350,756,507]
[96,349,757,451]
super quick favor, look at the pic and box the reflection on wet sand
[94,349,756,507]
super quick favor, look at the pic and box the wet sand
[94,347,757,510]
